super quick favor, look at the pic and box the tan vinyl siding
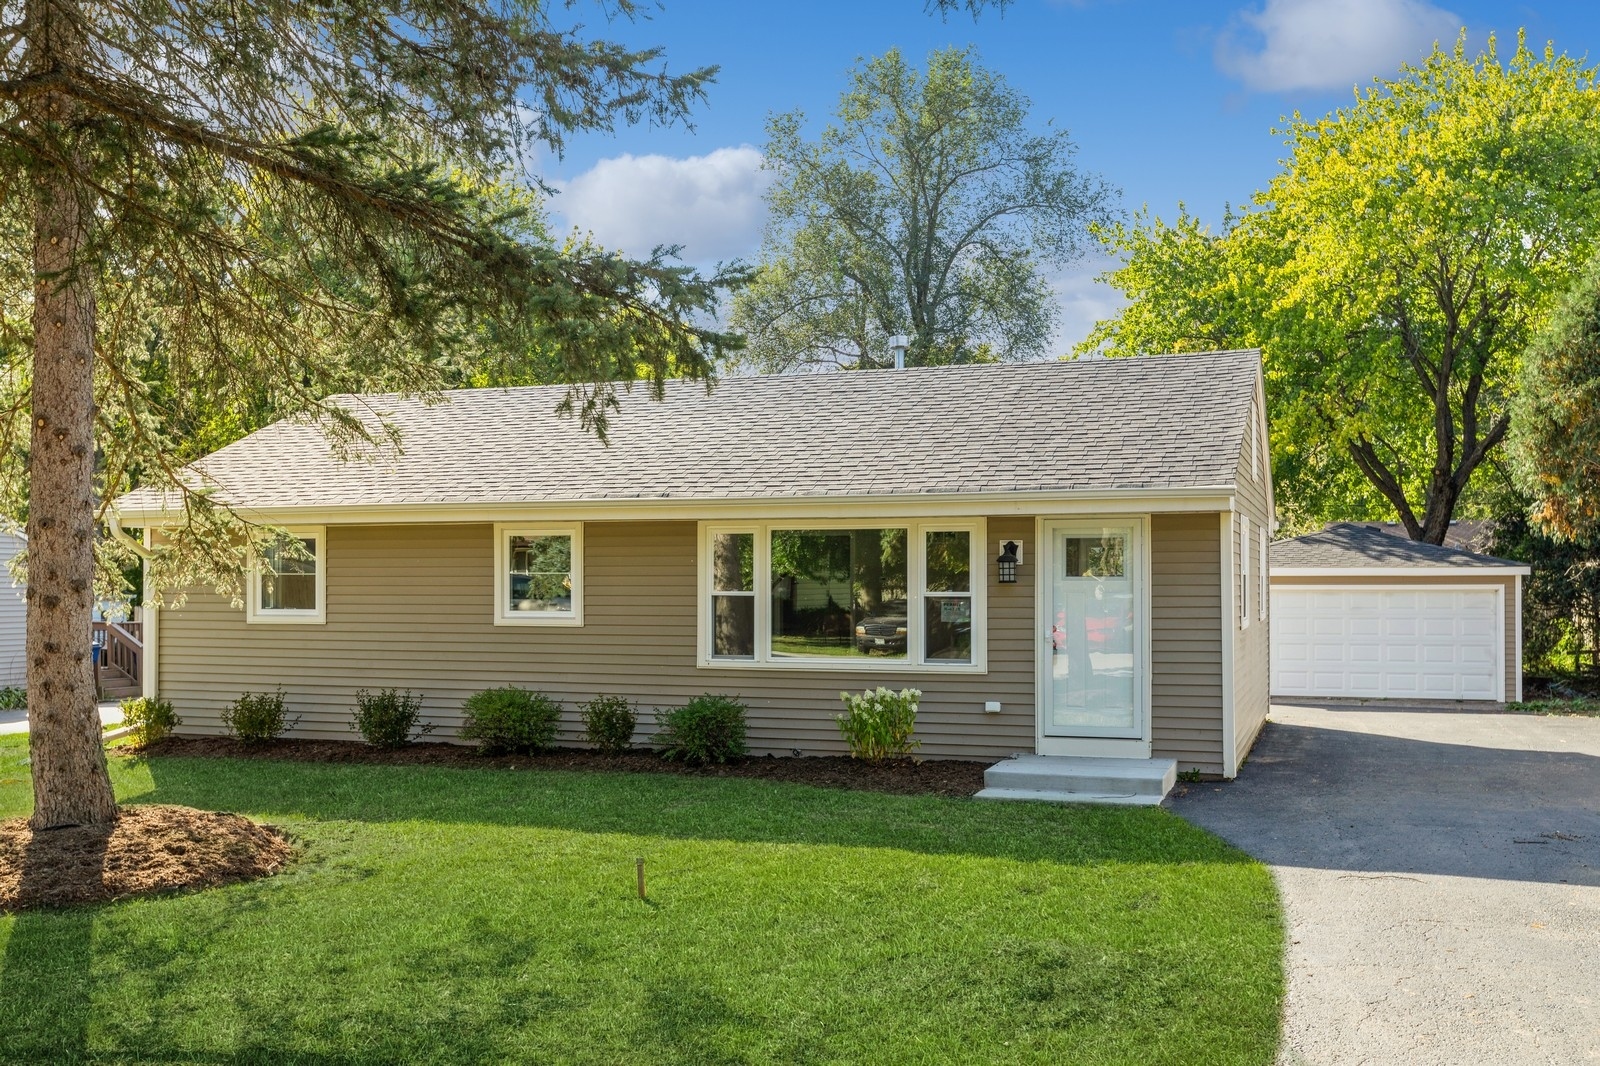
[0,532,24,686]
[1271,572,1518,702]
[159,518,1038,760]
[1150,513,1225,775]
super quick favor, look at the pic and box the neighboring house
[0,530,23,687]
[113,349,1274,778]
[1269,523,1530,703]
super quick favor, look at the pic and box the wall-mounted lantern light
[996,540,1020,584]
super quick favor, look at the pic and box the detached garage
[1269,523,1530,703]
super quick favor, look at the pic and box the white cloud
[1215,0,1461,93]
[1047,254,1125,357]
[552,146,770,265]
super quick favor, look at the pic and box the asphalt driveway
[1171,701,1600,1066]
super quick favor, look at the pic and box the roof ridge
[321,348,1263,406]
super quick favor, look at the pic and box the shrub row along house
[111,350,1275,796]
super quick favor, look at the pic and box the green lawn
[0,734,1283,1065]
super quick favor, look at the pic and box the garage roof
[113,349,1262,519]
[1271,522,1528,572]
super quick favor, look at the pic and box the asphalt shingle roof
[114,350,1262,516]
[1270,522,1526,570]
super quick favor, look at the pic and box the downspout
[107,512,152,559]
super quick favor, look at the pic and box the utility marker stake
[636,857,646,900]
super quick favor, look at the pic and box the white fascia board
[1270,565,1530,578]
[118,486,1240,527]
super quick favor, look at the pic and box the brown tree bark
[24,0,117,829]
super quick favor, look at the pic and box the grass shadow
[0,825,108,1063]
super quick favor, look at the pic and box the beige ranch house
[114,349,1275,801]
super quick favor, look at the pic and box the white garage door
[1271,586,1502,701]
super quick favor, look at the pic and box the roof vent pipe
[889,335,909,370]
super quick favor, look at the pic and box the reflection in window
[770,529,907,659]
[260,536,318,611]
[924,530,972,662]
[1062,535,1125,578]
[509,534,573,613]
[710,532,755,658]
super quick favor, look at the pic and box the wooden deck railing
[93,619,142,694]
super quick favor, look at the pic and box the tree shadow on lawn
[0,827,107,1063]
[112,754,1257,870]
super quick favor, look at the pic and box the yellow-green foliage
[1086,32,1600,535]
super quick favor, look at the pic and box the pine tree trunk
[25,0,117,829]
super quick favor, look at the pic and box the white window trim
[1240,515,1251,629]
[245,526,327,625]
[493,523,584,626]
[696,519,988,673]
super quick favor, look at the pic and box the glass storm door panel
[1046,524,1142,738]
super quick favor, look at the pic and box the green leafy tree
[0,0,740,829]
[1084,34,1600,542]
[733,46,1112,371]
[1486,485,1600,677]
[1513,254,1600,541]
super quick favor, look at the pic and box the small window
[1240,516,1251,629]
[1259,525,1269,622]
[247,527,325,624]
[494,525,582,625]
[710,531,755,659]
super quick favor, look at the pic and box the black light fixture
[996,541,1020,584]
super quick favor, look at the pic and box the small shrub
[1177,767,1205,784]
[351,688,434,749]
[837,687,921,762]
[461,687,561,754]
[580,695,636,754]
[120,696,180,745]
[0,685,24,710]
[222,689,296,744]
[656,694,748,764]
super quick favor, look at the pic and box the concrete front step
[975,755,1177,806]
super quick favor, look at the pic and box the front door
[1038,519,1150,757]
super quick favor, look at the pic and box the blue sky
[539,0,1600,351]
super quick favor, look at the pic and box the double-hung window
[699,520,986,670]
[709,531,756,658]
[247,527,326,624]
[494,524,583,625]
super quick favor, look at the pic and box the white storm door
[1038,520,1150,756]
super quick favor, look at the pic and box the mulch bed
[0,804,295,913]
[134,736,993,798]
